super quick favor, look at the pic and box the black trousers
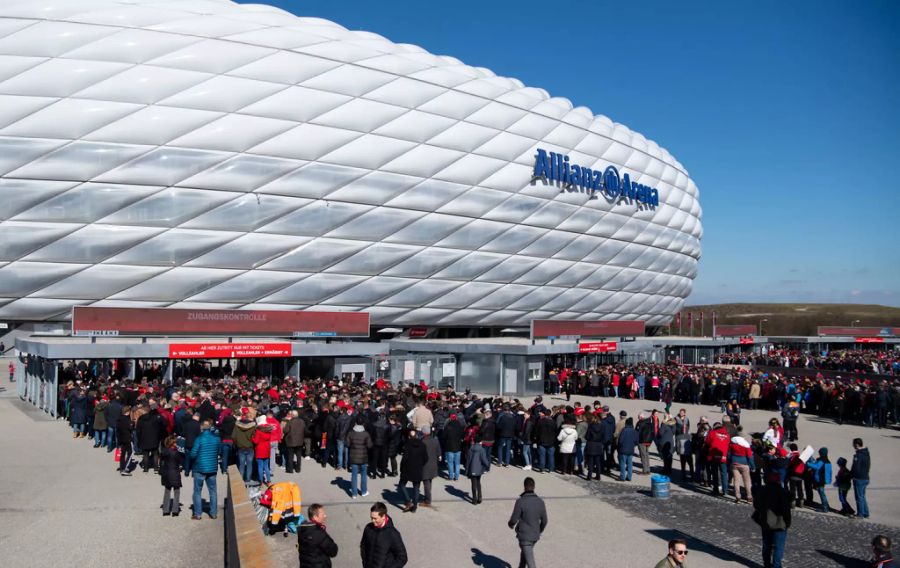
[559,452,574,475]
[423,479,432,503]
[118,442,132,471]
[141,448,158,471]
[470,475,482,503]
[284,446,302,473]
[586,454,602,480]
[370,445,387,475]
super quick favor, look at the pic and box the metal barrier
[16,357,57,417]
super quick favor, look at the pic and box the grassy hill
[670,303,900,336]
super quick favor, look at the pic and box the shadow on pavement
[330,476,352,496]
[645,528,764,568]
[470,547,512,568]
[815,549,867,567]
[445,483,471,503]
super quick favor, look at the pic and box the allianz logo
[531,148,660,208]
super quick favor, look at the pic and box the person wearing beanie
[834,456,854,516]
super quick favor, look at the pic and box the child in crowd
[833,456,854,517]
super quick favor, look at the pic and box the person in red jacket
[266,411,282,471]
[786,443,805,508]
[252,416,274,484]
[705,423,731,497]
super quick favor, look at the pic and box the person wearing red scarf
[298,504,338,568]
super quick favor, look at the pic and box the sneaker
[351,495,358,499]
[191,515,202,521]
[304,456,311,461]
[120,472,132,476]
[361,491,370,497]
[523,465,532,471]
[209,515,217,520]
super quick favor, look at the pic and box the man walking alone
[508,477,548,568]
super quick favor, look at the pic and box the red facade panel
[72,306,370,337]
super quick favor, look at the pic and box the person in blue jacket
[190,420,222,520]
[805,447,832,513]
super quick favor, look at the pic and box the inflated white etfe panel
[0,0,702,326]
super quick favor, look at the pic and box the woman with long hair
[159,434,183,516]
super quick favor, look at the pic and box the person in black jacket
[598,408,616,475]
[851,438,871,519]
[116,406,134,475]
[535,410,557,473]
[181,413,201,476]
[361,502,407,568]
[753,472,792,568]
[137,402,165,473]
[104,395,123,453]
[496,405,517,467]
[583,414,604,481]
[442,413,465,480]
[159,435,182,516]
[298,504,338,568]
[370,413,391,478]
[399,428,428,513]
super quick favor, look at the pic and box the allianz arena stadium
[0,0,702,328]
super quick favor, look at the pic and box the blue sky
[246,0,900,307]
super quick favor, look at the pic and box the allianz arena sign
[533,148,660,208]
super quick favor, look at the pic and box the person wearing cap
[443,412,465,480]
[251,415,275,484]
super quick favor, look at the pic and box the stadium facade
[0,0,702,330]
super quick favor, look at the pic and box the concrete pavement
[0,388,222,567]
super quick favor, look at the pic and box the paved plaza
[1,376,897,567]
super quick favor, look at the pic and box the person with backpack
[753,472,792,568]
[804,447,832,512]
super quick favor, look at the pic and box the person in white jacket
[557,421,578,475]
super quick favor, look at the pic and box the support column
[128,359,136,382]
[164,360,174,385]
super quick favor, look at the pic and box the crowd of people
[54,357,893,568]
[715,348,900,376]
[547,362,899,429]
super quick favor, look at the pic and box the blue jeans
[350,464,368,497]
[853,479,869,518]
[237,449,254,482]
[445,451,461,480]
[521,443,532,468]
[498,438,512,466]
[761,529,787,568]
[192,472,218,517]
[575,440,584,469]
[399,480,420,507]
[183,451,193,475]
[815,485,830,511]
[94,429,107,447]
[639,386,645,399]
[538,446,555,472]
[73,423,85,434]
[106,427,116,452]
[220,442,232,474]
[619,453,633,481]
[257,458,271,484]
[337,440,347,469]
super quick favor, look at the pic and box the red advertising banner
[532,320,644,338]
[856,337,885,344]
[714,324,757,337]
[169,343,291,359]
[579,341,618,353]
[817,326,898,337]
[408,327,428,338]
[739,337,754,345]
[72,306,370,337]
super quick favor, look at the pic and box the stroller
[257,481,303,536]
